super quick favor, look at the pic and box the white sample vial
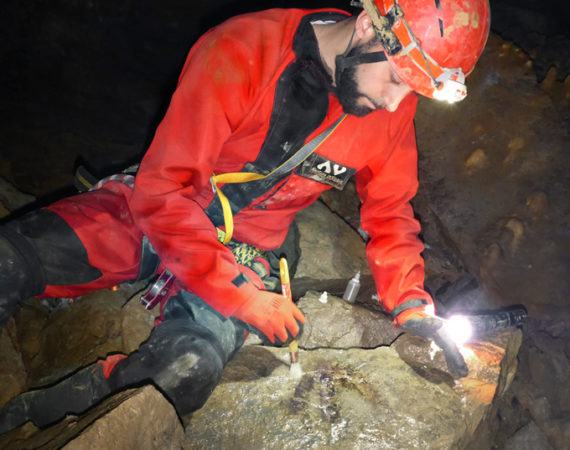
[343,271,361,303]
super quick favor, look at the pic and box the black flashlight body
[466,307,527,335]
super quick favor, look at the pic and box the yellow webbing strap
[75,171,94,190]
[212,171,275,243]
[211,114,347,244]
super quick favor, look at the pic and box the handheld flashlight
[443,306,527,345]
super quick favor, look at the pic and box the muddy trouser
[0,180,298,429]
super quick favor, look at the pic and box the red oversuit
[44,8,433,319]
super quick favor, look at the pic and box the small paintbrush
[279,258,302,378]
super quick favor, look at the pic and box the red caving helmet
[359,0,490,102]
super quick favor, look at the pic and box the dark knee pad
[0,231,44,329]
[163,291,246,364]
[154,332,224,414]
[1,208,102,287]
[108,319,227,416]
[0,227,45,294]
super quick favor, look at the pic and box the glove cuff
[392,298,435,326]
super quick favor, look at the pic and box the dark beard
[334,45,383,117]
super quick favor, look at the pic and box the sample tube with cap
[343,271,361,303]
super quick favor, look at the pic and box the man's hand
[399,311,469,379]
[232,290,305,344]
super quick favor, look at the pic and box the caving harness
[145,113,346,313]
[76,114,347,314]
[210,113,347,244]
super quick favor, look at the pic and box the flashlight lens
[444,316,472,345]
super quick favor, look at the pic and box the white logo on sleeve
[299,154,356,190]
[316,161,348,176]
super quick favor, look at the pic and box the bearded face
[334,43,384,117]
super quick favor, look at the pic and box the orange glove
[232,290,305,344]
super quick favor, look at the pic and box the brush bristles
[289,362,303,379]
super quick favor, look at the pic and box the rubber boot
[107,318,229,416]
[0,319,236,436]
[0,363,112,434]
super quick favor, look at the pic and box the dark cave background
[1,0,568,198]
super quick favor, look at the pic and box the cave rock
[184,292,523,449]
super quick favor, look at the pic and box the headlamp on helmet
[432,68,466,103]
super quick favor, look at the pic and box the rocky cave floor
[0,1,569,449]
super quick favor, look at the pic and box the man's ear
[354,10,376,43]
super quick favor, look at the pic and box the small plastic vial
[343,271,361,303]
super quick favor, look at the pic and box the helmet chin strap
[334,28,387,83]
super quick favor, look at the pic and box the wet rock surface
[296,291,399,349]
[184,312,521,449]
[0,282,523,449]
[0,320,27,407]
[62,385,185,450]
[14,284,154,389]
